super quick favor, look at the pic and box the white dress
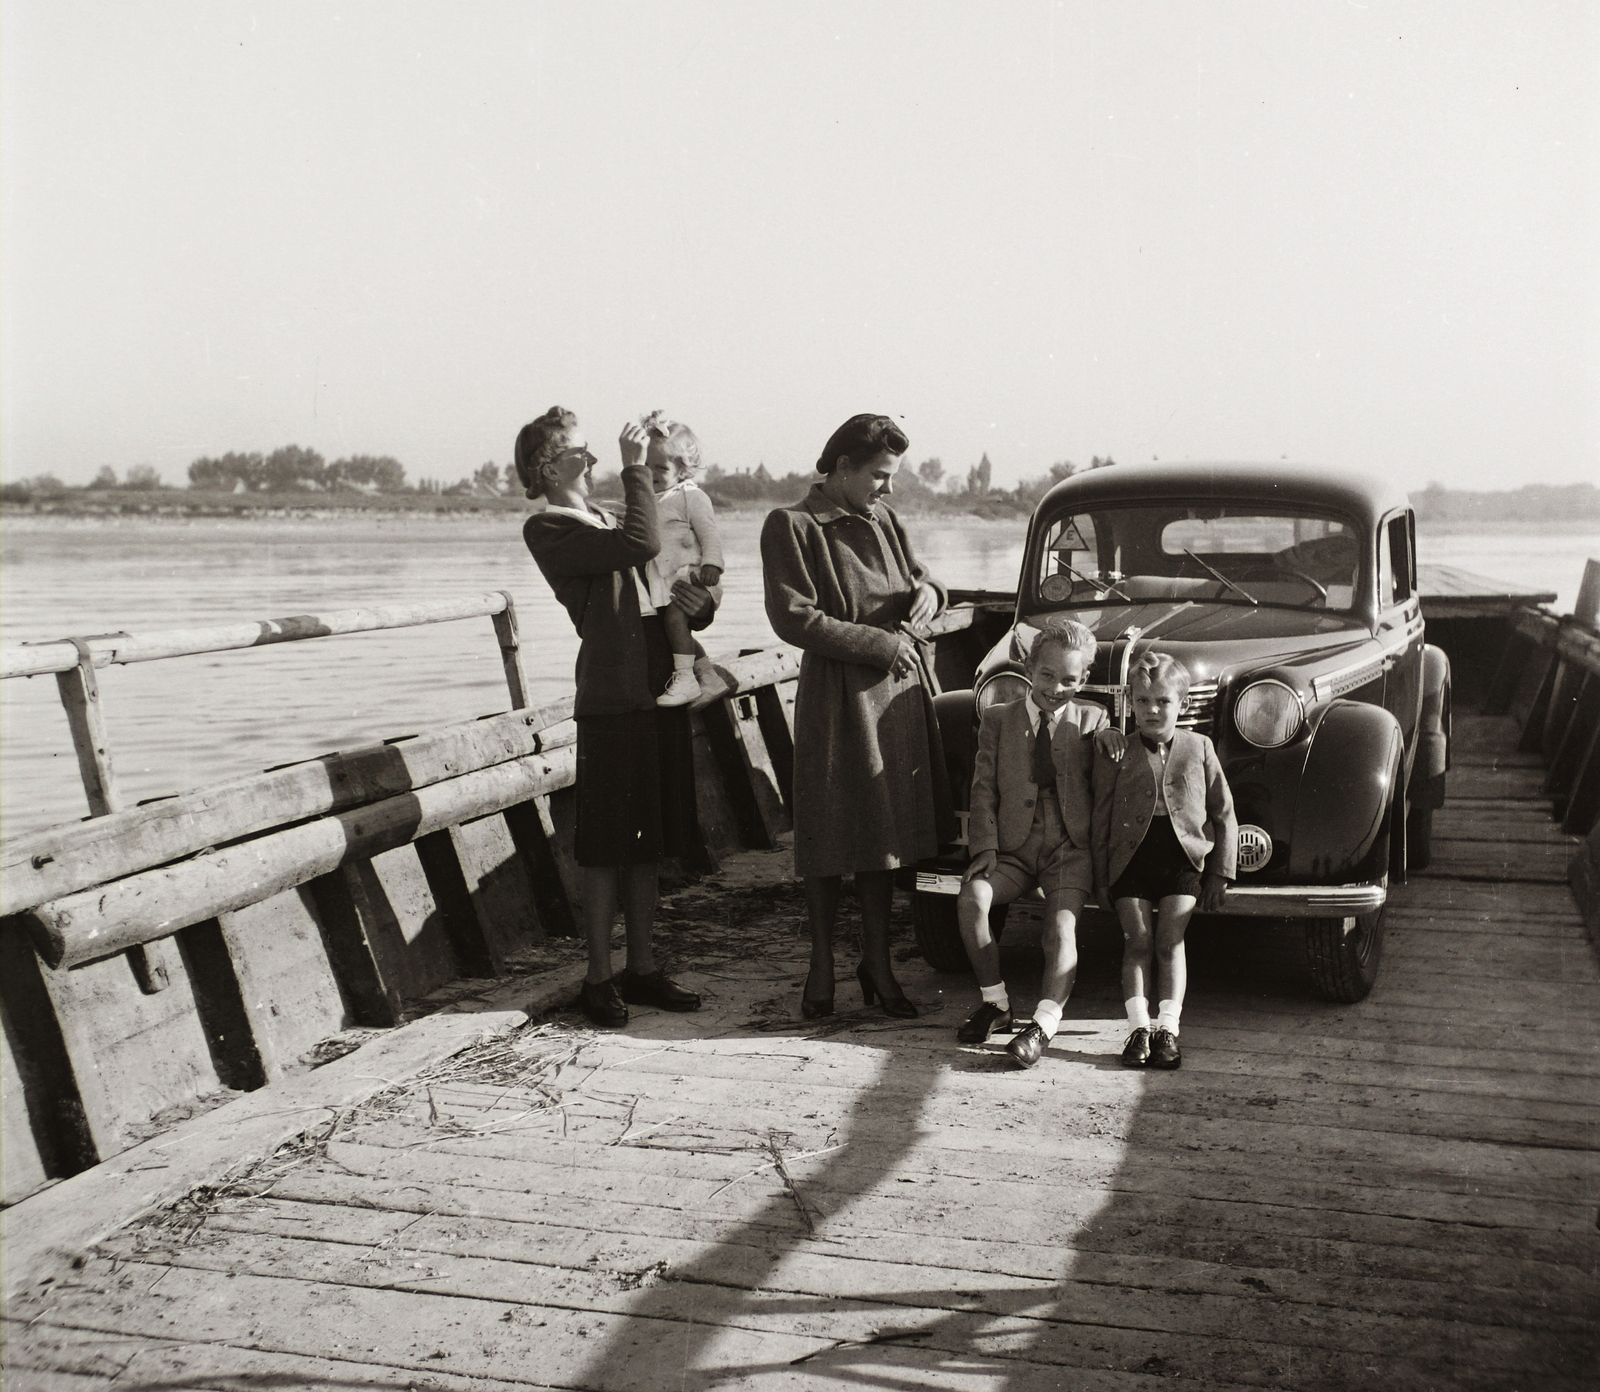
[646,480,724,607]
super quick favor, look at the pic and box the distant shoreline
[3,497,1597,536]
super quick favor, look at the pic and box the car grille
[1078,679,1219,736]
[1179,681,1218,736]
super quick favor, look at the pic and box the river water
[3,511,1595,837]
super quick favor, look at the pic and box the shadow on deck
[3,718,1597,1391]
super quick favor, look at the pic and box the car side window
[1384,514,1414,607]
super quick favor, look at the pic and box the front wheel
[1304,895,1387,1003]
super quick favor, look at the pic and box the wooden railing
[0,595,848,1204]
[0,593,531,817]
[1482,560,1600,941]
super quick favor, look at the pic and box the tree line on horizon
[3,452,1597,522]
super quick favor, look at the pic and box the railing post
[1575,558,1600,631]
[55,639,119,817]
[53,641,176,993]
[492,591,530,710]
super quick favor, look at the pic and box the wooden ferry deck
[5,712,1597,1390]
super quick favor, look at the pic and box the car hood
[1007,602,1372,682]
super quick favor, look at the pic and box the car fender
[1409,644,1451,810]
[933,690,978,811]
[1289,700,1405,882]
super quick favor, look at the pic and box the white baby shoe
[689,657,731,708]
[657,668,701,707]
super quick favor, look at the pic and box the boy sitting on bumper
[956,618,1119,1069]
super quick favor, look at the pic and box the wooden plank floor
[6,716,1598,1391]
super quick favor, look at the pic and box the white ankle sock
[1156,1000,1181,1034]
[1032,998,1063,1039]
[980,983,1010,1011]
[672,653,695,671]
[1125,996,1151,1030]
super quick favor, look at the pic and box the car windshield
[1031,502,1361,612]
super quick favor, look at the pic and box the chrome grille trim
[1078,679,1218,735]
[1179,680,1218,735]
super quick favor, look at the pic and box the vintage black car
[914,462,1451,1002]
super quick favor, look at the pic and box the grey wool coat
[761,486,947,877]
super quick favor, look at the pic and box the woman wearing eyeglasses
[517,408,714,1028]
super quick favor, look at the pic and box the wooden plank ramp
[5,718,1597,1391]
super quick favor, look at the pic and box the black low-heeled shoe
[800,969,835,1019]
[856,961,918,1019]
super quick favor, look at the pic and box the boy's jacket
[1093,728,1238,888]
[968,697,1107,856]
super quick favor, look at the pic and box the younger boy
[957,618,1113,1069]
[1093,652,1237,1070]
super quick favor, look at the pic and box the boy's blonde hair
[641,410,703,481]
[1028,616,1096,670]
[1128,651,1191,700]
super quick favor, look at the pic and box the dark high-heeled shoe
[800,969,835,1019]
[856,961,918,1019]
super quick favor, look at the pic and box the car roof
[1037,462,1410,526]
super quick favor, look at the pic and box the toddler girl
[642,412,725,707]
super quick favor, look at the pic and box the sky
[2,1,1595,491]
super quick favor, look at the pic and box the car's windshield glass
[1032,503,1361,612]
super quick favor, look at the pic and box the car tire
[911,893,1007,974]
[1304,892,1387,1003]
[1406,805,1434,871]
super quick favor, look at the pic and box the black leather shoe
[617,969,701,1012]
[1121,1027,1151,1067]
[957,1002,1013,1043]
[579,977,628,1027]
[1149,1027,1182,1069]
[1006,1022,1048,1069]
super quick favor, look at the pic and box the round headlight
[977,673,1030,714]
[1234,680,1304,748]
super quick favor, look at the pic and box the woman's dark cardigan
[522,464,709,717]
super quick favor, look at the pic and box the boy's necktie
[1032,716,1057,790]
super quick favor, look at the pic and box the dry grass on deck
[5,717,1598,1391]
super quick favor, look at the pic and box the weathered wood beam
[1511,607,1600,677]
[489,591,529,710]
[53,657,120,816]
[1,593,516,680]
[1,701,575,917]
[0,921,99,1181]
[22,747,577,970]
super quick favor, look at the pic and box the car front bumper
[913,871,1387,918]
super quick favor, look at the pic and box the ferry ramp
[4,712,1597,1391]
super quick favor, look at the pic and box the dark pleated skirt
[573,616,697,866]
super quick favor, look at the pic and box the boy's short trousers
[977,791,1092,902]
[1110,814,1204,903]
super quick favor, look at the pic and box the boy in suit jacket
[957,618,1120,1068]
[1093,652,1237,1070]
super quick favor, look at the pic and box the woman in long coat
[761,413,947,1018]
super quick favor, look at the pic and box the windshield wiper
[1057,561,1132,603]
[1183,549,1258,606]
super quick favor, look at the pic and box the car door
[1377,509,1424,745]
